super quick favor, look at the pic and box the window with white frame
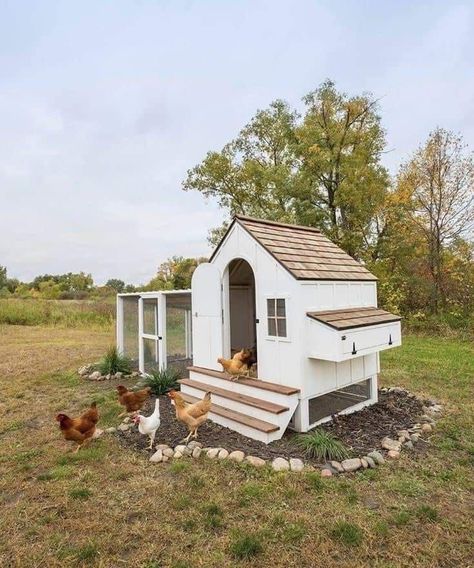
[267,298,287,337]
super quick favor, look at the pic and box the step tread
[179,378,289,414]
[179,392,280,433]
[187,366,300,395]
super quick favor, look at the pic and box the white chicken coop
[117,215,401,444]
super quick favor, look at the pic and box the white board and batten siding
[191,263,223,370]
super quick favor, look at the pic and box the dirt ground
[117,389,426,461]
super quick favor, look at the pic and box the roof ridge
[234,214,321,234]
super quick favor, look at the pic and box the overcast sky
[1,0,473,285]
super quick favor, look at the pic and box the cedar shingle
[307,307,401,330]
[211,215,377,282]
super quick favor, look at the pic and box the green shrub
[296,429,350,461]
[229,531,263,559]
[97,346,132,375]
[143,367,180,395]
[330,521,363,546]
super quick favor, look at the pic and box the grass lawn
[0,325,472,567]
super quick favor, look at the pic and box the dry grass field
[0,324,473,567]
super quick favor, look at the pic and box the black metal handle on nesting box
[351,342,357,355]
[388,334,392,345]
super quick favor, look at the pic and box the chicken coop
[116,290,192,377]
[117,215,402,444]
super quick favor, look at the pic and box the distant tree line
[0,256,206,300]
[183,80,474,322]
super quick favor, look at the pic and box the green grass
[1,326,473,567]
[0,298,114,328]
[330,521,363,547]
[229,531,263,559]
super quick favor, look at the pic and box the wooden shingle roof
[212,215,376,281]
[307,307,401,330]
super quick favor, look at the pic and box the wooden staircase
[180,366,300,443]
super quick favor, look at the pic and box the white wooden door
[191,263,223,370]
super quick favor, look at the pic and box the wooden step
[187,366,300,395]
[179,393,279,434]
[179,378,289,414]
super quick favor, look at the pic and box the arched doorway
[227,258,257,368]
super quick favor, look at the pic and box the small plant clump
[296,428,350,461]
[229,531,263,560]
[97,346,132,376]
[330,520,363,547]
[143,367,180,395]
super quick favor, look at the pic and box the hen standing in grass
[56,402,100,453]
[133,398,161,449]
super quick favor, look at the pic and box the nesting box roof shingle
[211,215,377,281]
[307,307,400,330]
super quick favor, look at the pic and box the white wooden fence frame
[116,290,191,375]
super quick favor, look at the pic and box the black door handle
[351,342,357,355]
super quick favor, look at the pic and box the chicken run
[58,215,403,454]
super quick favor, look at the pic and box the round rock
[163,448,174,458]
[381,437,402,452]
[329,461,344,474]
[364,456,376,468]
[341,458,362,472]
[207,448,220,459]
[245,455,266,468]
[422,423,433,433]
[218,449,229,460]
[367,450,385,465]
[387,450,400,459]
[321,468,332,477]
[272,457,290,472]
[289,458,304,472]
[174,445,187,454]
[192,447,202,459]
[228,450,245,463]
[150,449,163,463]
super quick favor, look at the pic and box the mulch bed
[116,389,427,464]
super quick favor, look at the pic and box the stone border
[78,365,140,382]
[106,386,442,475]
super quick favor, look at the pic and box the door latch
[351,342,357,355]
[388,334,393,345]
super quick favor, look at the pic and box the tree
[183,82,389,257]
[0,266,7,289]
[295,80,389,257]
[146,256,207,291]
[105,279,126,293]
[183,100,300,244]
[397,129,474,312]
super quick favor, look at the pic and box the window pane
[268,318,277,336]
[122,296,139,366]
[143,299,157,335]
[277,318,287,337]
[143,337,159,373]
[276,298,286,317]
[267,298,275,317]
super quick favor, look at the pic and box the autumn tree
[397,129,474,312]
